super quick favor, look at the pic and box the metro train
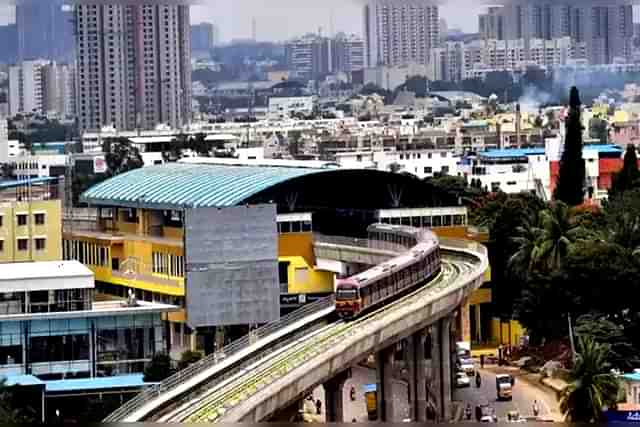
[335,224,441,319]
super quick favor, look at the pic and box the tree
[143,353,173,382]
[508,214,544,280]
[188,133,211,156]
[575,314,640,372]
[536,202,586,271]
[104,137,144,177]
[610,144,640,197]
[554,87,586,206]
[0,379,36,423]
[560,336,620,422]
[177,350,203,371]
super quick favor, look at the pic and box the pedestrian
[475,405,482,422]
[352,418,357,423]
[315,399,322,415]
[480,354,485,368]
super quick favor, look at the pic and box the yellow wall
[0,199,62,263]
[490,318,526,346]
[469,288,492,305]
[279,232,316,267]
[280,255,334,294]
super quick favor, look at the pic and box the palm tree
[536,202,586,271]
[508,216,544,279]
[560,336,620,422]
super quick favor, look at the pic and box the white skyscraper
[75,3,192,132]
[363,0,441,67]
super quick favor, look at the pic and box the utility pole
[568,312,576,363]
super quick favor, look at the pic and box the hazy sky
[192,0,485,42]
[0,0,484,40]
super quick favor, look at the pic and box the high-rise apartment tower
[75,3,192,132]
[363,0,441,67]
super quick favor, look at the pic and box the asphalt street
[454,367,557,422]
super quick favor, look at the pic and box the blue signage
[605,410,640,422]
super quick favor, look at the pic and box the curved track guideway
[176,261,464,423]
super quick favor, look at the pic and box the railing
[313,233,407,254]
[103,294,335,422]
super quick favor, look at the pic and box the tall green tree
[560,336,620,422]
[610,144,640,197]
[554,87,586,206]
[0,379,36,423]
[508,215,544,280]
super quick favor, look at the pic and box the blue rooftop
[45,374,150,392]
[81,163,334,210]
[0,177,57,189]
[623,372,640,382]
[480,148,546,159]
[3,374,44,387]
[584,144,624,154]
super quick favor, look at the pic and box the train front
[335,278,361,319]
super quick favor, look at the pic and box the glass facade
[0,313,165,380]
[0,289,93,315]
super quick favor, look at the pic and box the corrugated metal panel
[80,163,328,209]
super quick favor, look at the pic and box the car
[455,372,471,388]
[481,415,497,423]
[458,358,475,375]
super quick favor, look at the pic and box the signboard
[605,411,640,423]
[185,204,280,328]
[93,156,107,174]
[279,293,331,307]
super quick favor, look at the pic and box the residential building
[363,63,429,91]
[74,3,192,132]
[15,0,74,62]
[0,119,22,164]
[429,42,465,82]
[363,0,440,67]
[191,22,218,52]
[284,34,332,80]
[8,61,74,117]
[268,96,316,119]
[332,33,365,74]
[479,6,505,40]
[0,178,63,263]
[41,63,76,118]
[8,59,48,116]
[486,0,635,64]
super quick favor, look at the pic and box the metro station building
[64,162,507,355]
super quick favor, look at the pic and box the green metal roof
[80,163,330,209]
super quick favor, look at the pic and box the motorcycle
[475,373,482,388]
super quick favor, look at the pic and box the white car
[459,358,475,375]
[455,372,471,388]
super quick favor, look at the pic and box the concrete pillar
[406,337,416,412]
[412,329,428,422]
[441,316,452,422]
[376,346,395,422]
[430,323,442,422]
[475,303,482,343]
[324,369,350,422]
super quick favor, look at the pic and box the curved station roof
[81,163,333,210]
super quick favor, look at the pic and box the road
[307,365,411,422]
[454,366,561,422]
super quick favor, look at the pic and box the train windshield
[336,288,359,300]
